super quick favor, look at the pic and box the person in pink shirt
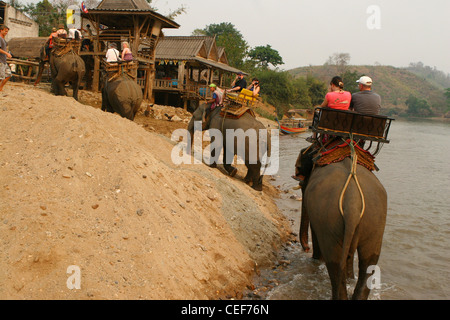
[320,76,351,110]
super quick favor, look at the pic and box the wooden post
[178,61,185,89]
[92,17,100,92]
[148,65,155,104]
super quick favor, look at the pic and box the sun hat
[356,76,373,86]
[209,83,217,88]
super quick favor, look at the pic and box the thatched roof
[97,0,151,10]
[155,36,245,74]
[7,37,47,59]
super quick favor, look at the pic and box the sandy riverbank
[0,82,293,299]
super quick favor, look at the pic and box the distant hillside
[406,62,450,91]
[288,65,447,116]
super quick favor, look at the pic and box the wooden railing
[151,79,214,100]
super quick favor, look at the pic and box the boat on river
[275,117,308,135]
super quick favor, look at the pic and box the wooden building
[0,1,39,40]
[153,36,245,109]
[80,0,179,100]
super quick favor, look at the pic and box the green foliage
[251,69,326,118]
[22,0,67,36]
[248,45,284,69]
[445,88,450,111]
[252,69,293,117]
[306,75,327,106]
[405,95,432,116]
[407,62,450,90]
[341,69,361,94]
[193,22,248,69]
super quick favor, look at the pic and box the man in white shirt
[68,27,82,40]
[105,43,120,62]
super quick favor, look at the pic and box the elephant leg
[34,61,45,86]
[346,253,355,279]
[101,89,110,112]
[352,248,381,300]
[222,147,237,177]
[311,227,322,260]
[123,104,135,120]
[250,163,262,191]
[72,81,79,101]
[326,262,348,300]
[243,168,251,183]
[54,77,66,96]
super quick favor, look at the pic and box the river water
[252,119,450,300]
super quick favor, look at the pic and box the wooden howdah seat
[52,38,82,57]
[306,107,395,171]
[311,107,394,144]
[220,88,259,119]
[103,60,138,81]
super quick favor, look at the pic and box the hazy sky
[19,0,450,74]
[157,0,450,74]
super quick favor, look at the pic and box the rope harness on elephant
[338,134,366,219]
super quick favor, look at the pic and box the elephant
[101,71,143,121]
[34,44,85,101]
[298,155,387,300]
[187,103,270,191]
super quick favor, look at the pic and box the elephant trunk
[299,189,310,252]
[187,117,195,155]
[34,61,45,86]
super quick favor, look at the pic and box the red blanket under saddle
[316,139,376,171]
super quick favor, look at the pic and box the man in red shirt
[45,27,58,60]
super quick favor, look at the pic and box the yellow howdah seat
[238,88,258,105]
[225,88,258,107]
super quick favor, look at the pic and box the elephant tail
[339,180,365,276]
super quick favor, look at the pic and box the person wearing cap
[205,83,224,120]
[229,72,247,93]
[56,24,67,38]
[247,78,261,96]
[105,42,120,63]
[349,76,381,115]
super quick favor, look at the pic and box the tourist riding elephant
[101,71,143,121]
[299,156,387,300]
[34,45,85,101]
[187,103,271,191]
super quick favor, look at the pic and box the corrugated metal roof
[155,36,206,60]
[194,57,244,74]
